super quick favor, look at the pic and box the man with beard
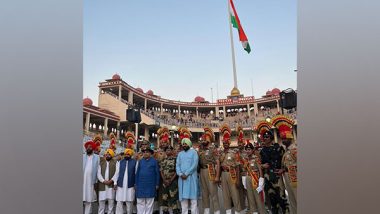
[160,145,180,214]
[260,131,288,214]
[83,141,100,214]
[198,126,220,214]
[97,148,118,214]
[114,148,137,214]
[176,137,199,214]
[243,142,266,214]
[218,124,243,214]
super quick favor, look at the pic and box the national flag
[229,0,251,53]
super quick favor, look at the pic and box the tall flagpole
[228,0,238,89]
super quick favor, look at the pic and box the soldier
[156,126,171,214]
[198,126,221,214]
[243,142,266,214]
[236,125,248,213]
[260,130,288,214]
[160,145,180,214]
[219,124,243,214]
[272,115,297,214]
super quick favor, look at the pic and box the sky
[84,0,297,105]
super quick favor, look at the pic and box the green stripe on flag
[230,14,239,29]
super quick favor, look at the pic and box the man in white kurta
[114,148,137,214]
[83,141,100,214]
[97,149,118,214]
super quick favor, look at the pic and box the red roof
[83,98,93,106]
[146,90,154,95]
[194,96,205,102]
[136,88,144,93]
[271,88,281,95]
[112,74,121,80]
[266,90,272,96]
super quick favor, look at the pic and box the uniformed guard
[243,142,266,214]
[271,115,297,214]
[259,129,288,214]
[199,126,221,214]
[156,126,171,214]
[219,124,244,214]
[236,125,248,213]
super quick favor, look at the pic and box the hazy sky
[84,0,297,105]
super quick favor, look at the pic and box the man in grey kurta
[176,138,199,214]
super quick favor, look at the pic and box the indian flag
[229,0,251,53]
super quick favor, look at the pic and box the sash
[207,164,216,181]
[288,165,297,188]
[229,166,238,184]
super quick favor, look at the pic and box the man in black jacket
[260,130,288,214]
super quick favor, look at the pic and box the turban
[124,148,134,156]
[105,149,115,157]
[84,141,96,150]
[181,138,192,147]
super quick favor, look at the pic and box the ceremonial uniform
[282,144,297,214]
[271,115,297,214]
[219,124,243,214]
[199,127,221,214]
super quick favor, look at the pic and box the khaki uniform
[245,156,266,214]
[199,146,220,212]
[282,144,297,214]
[219,149,243,212]
[155,149,167,209]
[237,149,248,212]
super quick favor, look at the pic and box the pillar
[196,107,199,118]
[103,118,108,136]
[276,100,280,113]
[116,121,120,139]
[247,104,251,116]
[178,106,181,114]
[223,106,226,117]
[215,107,219,117]
[160,103,163,114]
[118,85,122,100]
[253,103,258,117]
[135,123,139,142]
[128,91,134,104]
[85,113,90,132]
[144,98,147,111]
[144,126,150,142]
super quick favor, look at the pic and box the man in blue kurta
[135,148,160,214]
[176,138,199,214]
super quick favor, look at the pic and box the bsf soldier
[236,126,248,213]
[219,124,244,214]
[260,130,288,214]
[243,142,266,214]
[199,126,221,214]
[271,115,297,214]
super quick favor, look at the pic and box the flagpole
[228,0,238,89]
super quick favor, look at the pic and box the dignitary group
[83,122,297,214]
